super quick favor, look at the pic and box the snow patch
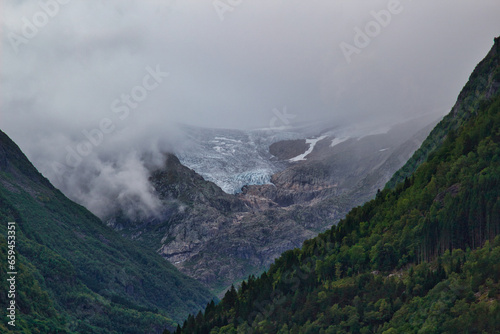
[289,135,328,162]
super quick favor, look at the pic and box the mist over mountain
[174,35,500,334]
[1,1,500,333]
[0,129,215,333]
[1,1,499,223]
[99,113,438,294]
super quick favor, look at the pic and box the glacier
[174,125,304,194]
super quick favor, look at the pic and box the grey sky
[0,0,499,218]
[2,1,499,137]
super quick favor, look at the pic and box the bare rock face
[110,117,438,295]
[269,139,308,160]
[110,152,327,295]
[238,184,278,210]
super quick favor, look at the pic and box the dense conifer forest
[173,37,500,334]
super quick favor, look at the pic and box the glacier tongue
[228,170,273,194]
[175,126,302,194]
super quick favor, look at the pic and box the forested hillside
[173,37,500,334]
[0,130,214,333]
[387,36,500,189]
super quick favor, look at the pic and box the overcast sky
[1,0,499,218]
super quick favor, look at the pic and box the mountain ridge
[0,130,215,333]
[386,36,500,189]
[173,36,500,334]
[106,116,435,295]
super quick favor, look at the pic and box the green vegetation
[174,37,500,334]
[387,36,500,189]
[0,131,214,333]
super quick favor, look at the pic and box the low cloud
[1,0,499,219]
[62,150,163,220]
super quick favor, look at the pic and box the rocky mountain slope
[108,116,438,295]
[107,154,315,294]
[0,130,214,333]
[174,36,500,334]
